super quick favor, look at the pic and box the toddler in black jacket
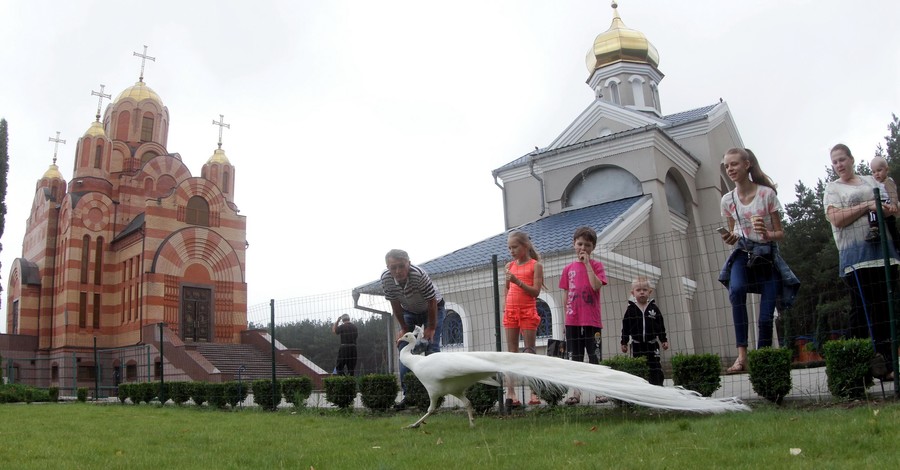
[620,277,669,386]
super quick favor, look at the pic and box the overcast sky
[1,0,898,328]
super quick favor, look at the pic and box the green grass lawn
[1,400,898,469]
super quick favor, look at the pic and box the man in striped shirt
[381,249,445,409]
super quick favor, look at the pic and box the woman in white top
[824,143,897,381]
[718,148,785,374]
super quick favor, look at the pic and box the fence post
[873,187,899,394]
[491,255,505,411]
[270,299,277,410]
[158,322,166,403]
[93,337,100,400]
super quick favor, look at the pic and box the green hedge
[466,381,502,412]
[190,381,209,406]
[282,377,313,408]
[601,355,650,380]
[402,372,442,411]
[359,374,399,412]
[748,347,792,404]
[223,381,249,408]
[823,339,874,399]
[252,379,282,411]
[168,381,192,406]
[323,375,357,409]
[671,353,721,397]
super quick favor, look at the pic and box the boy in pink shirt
[559,226,608,404]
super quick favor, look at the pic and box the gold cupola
[83,120,106,138]
[586,2,659,74]
[42,162,62,180]
[114,80,164,107]
[207,148,231,165]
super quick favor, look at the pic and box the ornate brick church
[0,51,312,389]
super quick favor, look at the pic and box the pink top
[559,259,608,328]
[506,259,537,307]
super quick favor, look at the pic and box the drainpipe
[529,154,546,216]
[492,171,509,229]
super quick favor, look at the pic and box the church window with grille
[185,196,210,226]
[565,166,641,209]
[442,309,463,347]
[536,299,552,339]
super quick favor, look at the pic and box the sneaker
[393,399,409,411]
[866,227,880,242]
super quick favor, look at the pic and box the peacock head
[399,325,424,349]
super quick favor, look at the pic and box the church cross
[91,84,111,121]
[133,45,156,82]
[212,114,230,149]
[48,131,66,165]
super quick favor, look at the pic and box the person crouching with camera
[717,148,799,374]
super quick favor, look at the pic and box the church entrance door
[182,287,212,342]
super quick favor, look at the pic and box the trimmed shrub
[168,381,192,406]
[127,383,142,404]
[252,379,282,411]
[138,382,156,404]
[281,377,313,408]
[207,383,228,409]
[403,372,442,411]
[672,353,722,397]
[323,375,357,409]
[359,374,399,412]
[748,347,792,404]
[223,381,249,408]
[190,381,209,407]
[76,387,88,402]
[466,381,502,412]
[823,338,874,399]
[48,386,59,403]
[117,383,130,404]
[601,355,650,380]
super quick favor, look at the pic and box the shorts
[503,304,541,330]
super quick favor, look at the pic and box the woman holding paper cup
[718,148,799,374]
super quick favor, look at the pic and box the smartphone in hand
[716,227,730,235]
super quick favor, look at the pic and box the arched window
[649,82,659,110]
[630,76,645,107]
[442,309,464,347]
[185,196,210,226]
[94,145,103,169]
[81,235,91,283]
[565,166,642,208]
[94,237,104,285]
[536,299,552,339]
[141,152,158,167]
[609,81,620,105]
[141,116,154,142]
[665,173,688,217]
[223,170,230,194]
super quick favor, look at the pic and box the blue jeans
[397,302,445,393]
[729,253,778,348]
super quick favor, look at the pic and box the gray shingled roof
[661,103,718,127]
[353,195,644,295]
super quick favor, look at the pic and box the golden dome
[586,2,659,73]
[42,163,62,180]
[114,81,163,106]
[84,120,106,138]
[207,148,231,165]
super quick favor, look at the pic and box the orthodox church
[3,52,321,389]
[355,3,743,367]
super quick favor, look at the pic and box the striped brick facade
[5,79,248,358]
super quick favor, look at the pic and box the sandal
[565,396,580,406]
[528,396,541,405]
[725,359,746,374]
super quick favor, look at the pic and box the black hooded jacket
[620,299,667,345]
